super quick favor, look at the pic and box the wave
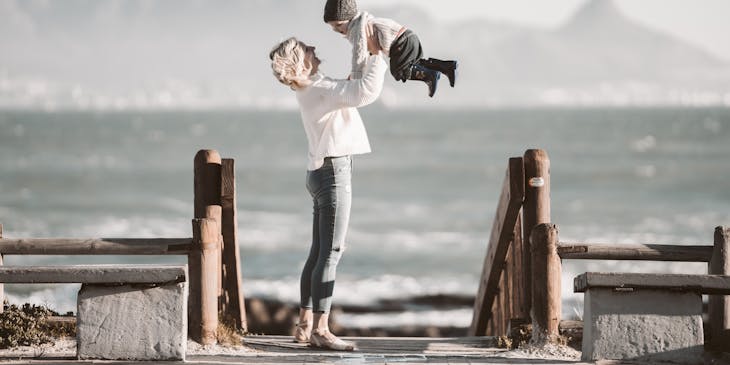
[336,308,473,328]
[243,274,478,307]
[4,284,80,315]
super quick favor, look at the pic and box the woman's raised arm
[331,55,387,108]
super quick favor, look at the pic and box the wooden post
[192,150,222,342]
[191,216,221,345]
[709,226,730,350]
[530,223,561,344]
[194,150,222,219]
[205,205,223,319]
[221,158,247,332]
[522,149,550,317]
[0,223,3,313]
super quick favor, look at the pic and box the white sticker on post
[529,177,545,187]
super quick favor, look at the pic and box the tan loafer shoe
[293,321,312,343]
[310,329,356,351]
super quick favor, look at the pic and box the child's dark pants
[389,30,423,82]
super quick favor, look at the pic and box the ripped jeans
[300,156,352,313]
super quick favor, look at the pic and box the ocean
[1,107,728,329]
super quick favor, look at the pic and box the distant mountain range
[1,0,729,109]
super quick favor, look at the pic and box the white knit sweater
[347,11,404,79]
[296,55,387,170]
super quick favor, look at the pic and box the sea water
[1,107,728,328]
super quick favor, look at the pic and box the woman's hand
[365,22,381,56]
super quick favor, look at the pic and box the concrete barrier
[575,272,720,364]
[77,280,187,360]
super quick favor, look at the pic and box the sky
[362,0,730,61]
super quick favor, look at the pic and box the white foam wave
[336,308,473,328]
[347,229,478,253]
[4,285,80,314]
[237,208,481,254]
[69,216,189,237]
[243,274,477,307]
[630,135,657,152]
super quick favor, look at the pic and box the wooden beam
[558,243,712,262]
[0,264,186,284]
[469,157,524,336]
[490,213,527,336]
[0,238,192,255]
[574,272,730,295]
[221,158,247,332]
[708,226,730,350]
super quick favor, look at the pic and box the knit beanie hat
[323,0,358,22]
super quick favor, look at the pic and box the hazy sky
[363,0,730,61]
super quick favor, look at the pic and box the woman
[269,37,386,351]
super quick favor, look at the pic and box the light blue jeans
[300,156,352,313]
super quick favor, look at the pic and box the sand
[495,342,582,361]
[0,338,76,359]
[0,337,254,359]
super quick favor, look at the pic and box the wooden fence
[0,149,245,345]
[470,149,730,349]
[470,149,551,337]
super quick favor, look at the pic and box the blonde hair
[269,37,310,90]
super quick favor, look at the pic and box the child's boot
[420,58,458,87]
[408,63,441,98]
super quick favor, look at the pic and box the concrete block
[77,282,187,360]
[582,288,704,364]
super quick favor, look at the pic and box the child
[324,0,458,98]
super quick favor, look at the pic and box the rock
[243,296,473,338]
[244,298,297,336]
[76,283,187,360]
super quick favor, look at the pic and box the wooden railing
[470,149,551,338]
[470,149,730,349]
[555,225,730,350]
[0,149,245,346]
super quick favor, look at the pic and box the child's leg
[388,30,423,82]
[389,30,441,97]
[420,58,458,88]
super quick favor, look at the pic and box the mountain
[444,0,730,106]
[0,0,728,109]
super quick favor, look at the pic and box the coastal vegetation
[0,302,74,349]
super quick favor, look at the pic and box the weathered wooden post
[221,158,247,332]
[192,150,222,343]
[709,226,730,350]
[522,149,550,317]
[191,215,221,345]
[530,223,561,344]
[0,223,3,313]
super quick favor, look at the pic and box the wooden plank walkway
[235,335,506,363]
[0,335,596,364]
